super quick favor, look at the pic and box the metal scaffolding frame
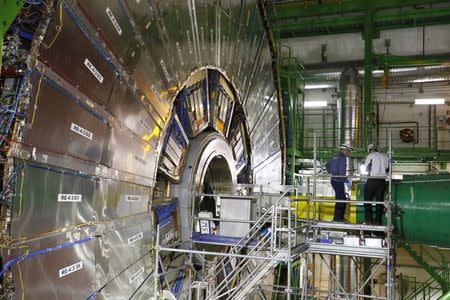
[153,131,395,300]
[299,131,395,300]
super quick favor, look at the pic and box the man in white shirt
[363,144,389,225]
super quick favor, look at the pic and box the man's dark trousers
[332,180,346,221]
[364,179,386,225]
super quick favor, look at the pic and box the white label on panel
[84,58,104,83]
[59,261,83,278]
[70,123,93,140]
[129,266,144,284]
[126,195,141,202]
[186,30,193,54]
[160,59,170,82]
[138,118,152,132]
[105,7,122,36]
[176,41,184,66]
[128,231,143,244]
[136,0,141,3]
[151,84,162,103]
[134,155,147,166]
[58,194,82,203]
[201,26,205,50]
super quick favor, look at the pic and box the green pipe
[363,258,371,296]
[357,174,450,247]
[273,5,450,37]
[274,0,450,19]
[376,54,450,67]
[363,11,374,146]
[393,175,450,248]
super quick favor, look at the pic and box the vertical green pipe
[289,59,295,183]
[299,90,305,151]
[433,106,438,150]
[363,258,371,296]
[0,0,25,67]
[363,10,374,145]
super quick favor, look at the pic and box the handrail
[200,207,274,287]
[207,236,273,298]
[201,187,299,299]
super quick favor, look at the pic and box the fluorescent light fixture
[390,67,417,73]
[304,101,327,108]
[304,84,333,90]
[413,77,445,83]
[415,98,445,105]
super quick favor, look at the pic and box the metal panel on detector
[10,160,96,238]
[22,73,107,163]
[76,0,137,69]
[94,253,154,300]
[95,179,150,221]
[38,2,115,107]
[11,238,96,299]
[95,216,152,288]
[131,50,171,118]
[108,79,160,148]
[101,125,157,180]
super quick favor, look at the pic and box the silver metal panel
[101,126,158,179]
[219,197,251,237]
[76,0,136,67]
[23,73,107,163]
[95,215,152,288]
[95,252,154,299]
[156,1,199,76]
[38,2,116,107]
[131,50,171,117]
[10,142,155,188]
[95,179,150,221]
[11,238,96,299]
[10,161,95,239]
[107,79,160,148]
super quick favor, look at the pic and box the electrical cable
[0,236,95,277]
[41,3,63,49]
[25,0,43,5]
[29,74,42,128]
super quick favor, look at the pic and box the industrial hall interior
[1,0,450,299]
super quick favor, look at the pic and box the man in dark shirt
[326,144,353,222]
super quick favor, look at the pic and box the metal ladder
[199,188,299,300]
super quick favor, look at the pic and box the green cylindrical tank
[357,174,450,247]
[392,174,450,248]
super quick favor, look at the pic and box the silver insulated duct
[338,67,363,149]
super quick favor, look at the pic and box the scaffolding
[154,132,395,300]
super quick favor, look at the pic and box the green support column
[363,258,371,296]
[363,10,374,146]
[0,0,24,67]
[363,9,374,297]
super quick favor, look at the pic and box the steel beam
[274,4,450,38]
[274,0,450,19]
[376,54,450,67]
